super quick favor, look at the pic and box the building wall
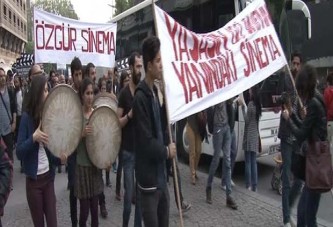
[0,0,28,65]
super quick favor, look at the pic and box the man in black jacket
[278,52,304,227]
[133,36,176,227]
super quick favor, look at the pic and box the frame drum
[93,92,118,112]
[86,105,121,169]
[42,84,83,158]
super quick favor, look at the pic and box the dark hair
[296,64,317,100]
[0,67,5,74]
[291,52,303,63]
[327,72,333,86]
[98,77,107,91]
[14,75,22,89]
[142,36,160,72]
[49,70,55,78]
[79,77,94,104]
[70,57,82,76]
[26,73,47,128]
[129,52,141,68]
[85,62,95,78]
[250,84,262,121]
[120,71,129,90]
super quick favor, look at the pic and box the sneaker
[226,196,238,210]
[231,179,236,187]
[206,187,212,204]
[100,205,108,219]
[283,223,291,227]
[220,184,226,191]
[181,201,192,213]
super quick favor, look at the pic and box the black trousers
[140,187,169,227]
[69,186,78,226]
[1,132,14,162]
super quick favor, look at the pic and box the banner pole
[152,2,184,227]
[285,64,304,108]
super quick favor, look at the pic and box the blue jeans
[281,140,303,224]
[122,150,141,227]
[207,124,232,196]
[222,129,237,186]
[297,186,321,227]
[244,150,257,191]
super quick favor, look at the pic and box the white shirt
[37,143,49,175]
[16,90,22,116]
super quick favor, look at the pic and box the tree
[34,0,79,20]
[114,0,134,16]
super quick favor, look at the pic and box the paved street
[2,157,332,227]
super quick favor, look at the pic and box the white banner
[154,0,287,123]
[34,8,117,67]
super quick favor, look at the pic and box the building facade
[0,0,27,67]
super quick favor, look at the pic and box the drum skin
[86,105,121,169]
[42,84,83,158]
[93,92,118,112]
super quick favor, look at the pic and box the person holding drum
[67,57,83,227]
[75,77,104,227]
[16,73,67,227]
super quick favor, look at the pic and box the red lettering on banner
[269,34,281,60]
[35,20,45,49]
[81,30,89,52]
[165,12,180,60]
[172,52,237,104]
[240,41,250,77]
[54,25,62,50]
[240,34,281,76]
[35,20,114,54]
[242,5,272,34]
[226,22,244,44]
[172,62,189,103]
[45,24,54,50]
[178,26,190,61]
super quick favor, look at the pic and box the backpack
[207,106,215,134]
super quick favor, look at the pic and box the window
[9,10,12,21]
[17,18,20,29]
[13,14,16,26]
[3,5,6,16]
[24,24,26,32]
[21,21,23,30]
[23,3,25,11]
[20,0,22,8]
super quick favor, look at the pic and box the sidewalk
[2,161,331,227]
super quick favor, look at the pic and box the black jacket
[278,72,301,142]
[288,92,327,144]
[133,80,168,190]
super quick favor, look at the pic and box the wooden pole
[151,2,184,227]
[286,64,304,108]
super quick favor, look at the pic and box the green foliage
[34,0,79,20]
[25,41,34,54]
[114,0,134,16]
